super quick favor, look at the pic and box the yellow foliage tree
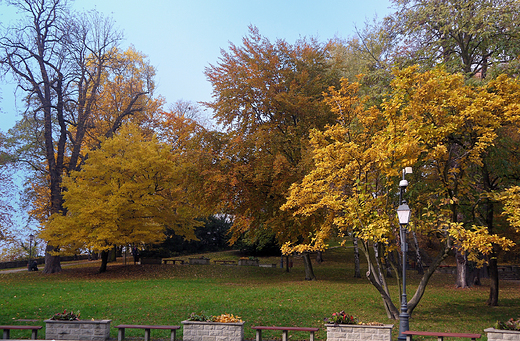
[283,67,517,319]
[41,123,200,272]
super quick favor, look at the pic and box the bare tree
[0,0,123,273]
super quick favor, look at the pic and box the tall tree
[42,123,200,272]
[0,1,160,273]
[203,26,342,280]
[283,68,515,318]
[386,0,520,302]
[0,0,125,273]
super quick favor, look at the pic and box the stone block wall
[485,328,520,341]
[189,258,210,265]
[238,259,259,266]
[45,319,111,341]
[326,324,393,341]
[182,320,244,341]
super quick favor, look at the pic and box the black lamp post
[28,234,34,271]
[397,168,412,341]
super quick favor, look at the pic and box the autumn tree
[283,67,515,318]
[477,79,520,303]
[0,0,126,273]
[42,123,200,272]
[81,46,162,149]
[384,0,520,303]
[203,26,342,280]
[0,0,161,273]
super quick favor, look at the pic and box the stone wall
[181,320,244,341]
[45,319,111,341]
[485,328,520,341]
[238,259,259,266]
[326,324,393,341]
[189,258,210,265]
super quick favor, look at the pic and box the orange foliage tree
[202,26,343,279]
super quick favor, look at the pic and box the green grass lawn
[1,247,519,340]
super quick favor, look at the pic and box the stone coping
[325,323,394,329]
[181,320,245,327]
[44,319,112,324]
[485,328,520,334]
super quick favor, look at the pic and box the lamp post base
[398,310,410,341]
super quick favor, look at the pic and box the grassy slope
[1,247,519,340]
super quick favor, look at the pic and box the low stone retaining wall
[238,259,259,266]
[485,328,520,341]
[45,319,111,341]
[326,323,393,341]
[189,258,210,265]
[181,320,244,341]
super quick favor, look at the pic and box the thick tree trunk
[487,253,499,306]
[302,252,316,280]
[43,244,62,274]
[353,238,361,278]
[455,248,469,288]
[99,250,109,273]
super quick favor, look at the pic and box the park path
[0,260,97,274]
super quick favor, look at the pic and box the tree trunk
[455,248,469,288]
[353,238,361,278]
[99,250,109,273]
[43,244,62,274]
[487,253,499,306]
[302,252,316,280]
[316,251,323,263]
[108,246,117,262]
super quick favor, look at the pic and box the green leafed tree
[387,0,520,78]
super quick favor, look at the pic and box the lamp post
[397,168,412,341]
[28,234,34,271]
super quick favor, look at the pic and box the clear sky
[0,0,393,132]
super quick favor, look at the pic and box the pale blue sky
[1,0,393,132]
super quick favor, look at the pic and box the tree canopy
[42,123,200,272]
[202,26,344,279]
[388,0,520,77]
[282,67,516,318]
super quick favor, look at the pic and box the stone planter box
[485,328,520,341]
[182,320,244,341]
[45,319,111,341]
[238,259,259,266]
[189,258,210,265]
[326,323,393,341]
